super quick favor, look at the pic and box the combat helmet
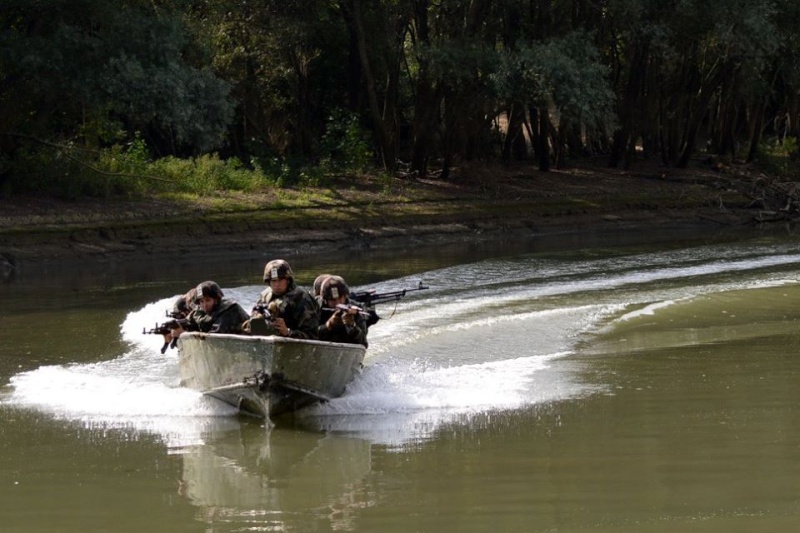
[174,287,198,315]
[184,287,198,309]
[195,280,224,301]
[263,259,294,282]
[173,294,190,315]
[312,274,332,297]
[321,275,349,301]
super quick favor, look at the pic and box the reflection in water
[180,423,372,531]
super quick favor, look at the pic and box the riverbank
[0,160,769,271]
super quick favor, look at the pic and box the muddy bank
[0,205,762,292]
[0,204,747,260]
[0,164,774,283]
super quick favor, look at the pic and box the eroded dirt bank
[0,163,776,278]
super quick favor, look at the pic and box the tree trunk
[348,0,395,171]
[787,91,799,139]
[536,106,551,171]
[746,98,767,163]
[409,0,438,177]
[502,103,527,162]
[609,43,646,168]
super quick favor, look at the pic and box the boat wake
[5,237,800,447]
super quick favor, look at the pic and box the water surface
[2,228,800,532]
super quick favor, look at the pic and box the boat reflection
[179,421,373,530]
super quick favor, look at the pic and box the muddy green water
[2,226,800,532]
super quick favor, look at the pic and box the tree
[493,32,615,170]
[1,0,233,158]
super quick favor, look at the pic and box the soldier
[312,273,333,298]
[152,287,199,351]
[249,259,320,339]
[171,281,249,336]
[317,276,368,347]
[171,287,197,319]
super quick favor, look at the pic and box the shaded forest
[2,0,799,198]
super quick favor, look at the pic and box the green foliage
[376,171,396,196]
[426,43,497,88]
[4,144,142,199]
[4,0,800,200]
[757,137,800,179]
[0,0,233,155]
[1,139,275,199]
[203,0,350,158]
[493,32,616,132]
[320,110,374,173]
[149,154,267,195]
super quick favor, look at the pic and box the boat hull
[178,333,366,419]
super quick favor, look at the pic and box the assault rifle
[349,281,429,326]
[142,316,188,354]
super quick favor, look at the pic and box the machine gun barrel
[349,281,429,306]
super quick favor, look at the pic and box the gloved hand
[327,310,344,329]
[342,311,356,326]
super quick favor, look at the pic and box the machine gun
[350,280,429,306]
[142,317,188,354]
[349,281,429,326]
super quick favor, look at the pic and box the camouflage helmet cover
[312,274,332,297]
[195,281,224,301]
[176,287,198,313]
[173,294,190,315]
[184,287,198,309]
[263,259,294,282]
[321,275,349,301]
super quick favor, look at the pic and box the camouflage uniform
[252,281,320,339]
[185,298,249,334]
[317,297,368,347]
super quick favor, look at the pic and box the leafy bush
[4,145,139,199]
[1,138,282,199]
[757,137,800,180]
[149,154,270,194]
[320,110,373,173]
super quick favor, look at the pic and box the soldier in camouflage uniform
[317,276,368,347]
[250,259,320,339]
[312,273,333,298]
[171,287,197,318]
[171,281,249,335]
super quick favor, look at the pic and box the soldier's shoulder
[288,285,313,299]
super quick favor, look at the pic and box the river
[2,226,800,532]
